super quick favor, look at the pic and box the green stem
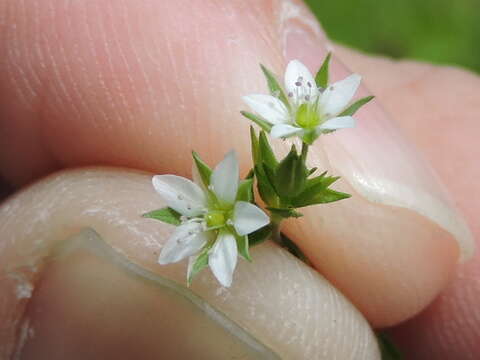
[300,142,309,163]
[270,214,283,246]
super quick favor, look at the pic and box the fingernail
[19,229,277,359]
[282,14,474,260]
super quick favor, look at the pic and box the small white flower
[243,59,361,143]
[152,151,270,287]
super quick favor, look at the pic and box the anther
[305,95,311,101]
[307,82,312,88]
[295,81,302,87]
[288,92,293,97]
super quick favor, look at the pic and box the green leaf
[260,64,290,109]
[262,163,277,192]
[187,249,209,286]
[274,145,308,198]
[259,131,278,169]
[267,207,303,219]
[293,188,351,207]
[192,151,212,187]
[236,234,252,262]
[308,167,318,176]
[254,164,279,207]
[236,179,254,202]
[142,207,182,226]
[339,95,374,116]
[377,333,403,360]
[279,233,311,265]
[241,111,272,132]
[248,225,272,246]
[250,126,261,165]
[315,52,332,89]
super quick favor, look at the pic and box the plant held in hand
[144,54,373,287]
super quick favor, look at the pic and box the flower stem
[300,141,309,163]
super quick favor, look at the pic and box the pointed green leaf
[254,164,279,207]
[187,249,209,286]
[339,95,374,117]
[192,151,212,187]
[250,126,261,165]
[315,52,332,89]
[248,225,272,246]
[259,131,278,169]
[142,207,182,226]
[241,111,273,132]
[274,145,308,198]
[245,168,255,180]
[236,234,252,262]
[260,64,290,108]
[308,167,318,176]
[267,207,303,219]
[293,188,351,207]
[236,179,254,202]
[262,163,277,192]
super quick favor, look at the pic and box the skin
[0,0,478,358]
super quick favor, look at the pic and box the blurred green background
[304,0,480,73]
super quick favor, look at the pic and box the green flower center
[205,211,226,228]
[295,103,323,129]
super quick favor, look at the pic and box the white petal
[320,74,361,117]
[284,60,319,104]
[152,175,206,216]
[242,94,290,125]
[233,201,270,236]
[317,116,356,133]
[211,151,239,204]
[270,124,303,138]
[158,222,208,264]
[209,230,238,287]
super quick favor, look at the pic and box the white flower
[243,59,361,143]
[152,151,270,287]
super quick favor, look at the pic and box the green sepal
[187,248,210,286]
[236,179,254,202]
[274,145,308,198]
[248,225,272,246]
[339,95,374,117]
[258,131,278,169]
[315,52,332,89]
[267,207,303,219]
[142,207,182,226]
[260,64,290,109]
[192,151,212,187]
[377,333,403,360]
[236,234,252,262]
[301,129,319,145]
[241,111,272,132]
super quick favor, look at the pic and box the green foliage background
[304,0,480,73]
